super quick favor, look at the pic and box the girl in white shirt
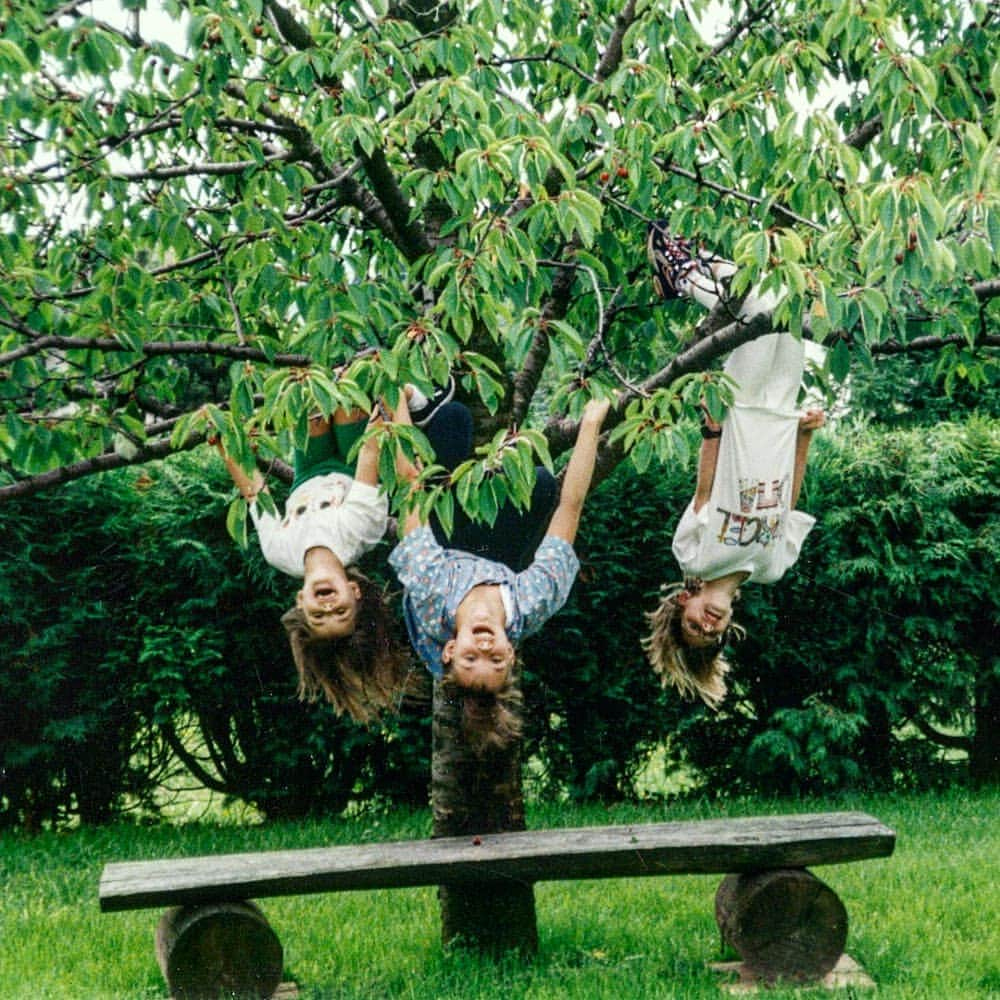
[643,225,825,707]
[217,382,450,722]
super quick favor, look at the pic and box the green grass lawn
[2,788,998,999]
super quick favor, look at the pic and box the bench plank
[99,811,894,913]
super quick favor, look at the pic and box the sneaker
[409,376,456,428]
[646,221,700,300]
[647,222,738,311]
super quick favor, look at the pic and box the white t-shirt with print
[249,472,388,578]
[672,403,815,585]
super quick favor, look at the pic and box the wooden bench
[100,810,894,997]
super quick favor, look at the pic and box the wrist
[700,424,722,439]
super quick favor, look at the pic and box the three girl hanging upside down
[217,223,823,740]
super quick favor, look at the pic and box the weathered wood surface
[715,869,848,983]
[100,812,894,913]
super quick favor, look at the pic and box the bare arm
[389,389,428,536]
[215,442,266,502]
[353,425,381,487]
[355,388,424,489]
[545,398,611,545]
[692,409,722,513]
[692,435,721,513]
[791,409,825,508]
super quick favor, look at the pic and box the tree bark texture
[431,678,538,955]
[714,868,847,984]
[972,667,1000,786]
[154,900,283,999]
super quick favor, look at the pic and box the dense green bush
[0,454,430,830]
[677,416,1000,794]
[522,461,687,801]
[1,473,153,828]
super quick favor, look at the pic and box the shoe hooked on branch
[646,221,782,327]
[646,221,739,310]
[408,375,456,428]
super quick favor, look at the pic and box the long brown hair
[439,670,523,756]
[642,580,744,709]
[281,567,415,723]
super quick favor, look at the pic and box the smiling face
[676,588,733,648]
[296,549,361,640]
[442,620,515,693]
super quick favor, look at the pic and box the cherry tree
[2,0,997,951]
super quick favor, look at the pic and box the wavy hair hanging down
[281,567,416,723]
[438,670,523,756]
[642,579,745,709]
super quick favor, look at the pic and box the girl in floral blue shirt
[390,397,610,751]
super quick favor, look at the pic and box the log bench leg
[714,868,848,985]
[154,900,283,999]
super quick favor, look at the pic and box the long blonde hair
[642,580,744,709]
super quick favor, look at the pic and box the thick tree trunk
[858,695,893,788]
[971,668,1000,786]
[431,679,538,955]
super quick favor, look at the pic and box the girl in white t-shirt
[643,224,825,707]
[216,381,451,722]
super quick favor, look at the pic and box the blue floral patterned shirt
[389,525,580,676]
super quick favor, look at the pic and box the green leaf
[830,338,851,382]
[225,496,249,549]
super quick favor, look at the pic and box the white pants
[724,332,804,412]
[683,260,803,413]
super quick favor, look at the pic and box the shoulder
[518,536,580,593]
[389,525,444,575]
[535,535,579,570]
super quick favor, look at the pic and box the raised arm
[387,389,429,536]
[791,409,825,508]
[355,384,426,489]
[545,398,611,545]
[214,440,266,503]
[692,410,722,513]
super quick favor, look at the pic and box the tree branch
[544,310,776,468]
[0,335,312,368]
[110,151,293,182]
[972,278,1000,302]
[908,714,970,752]
[161,722,231,794]
[510,251,581,425]
[0,435,199,501]
[871,333,1000,355]
[655,158,823,231]
[262,0,434,261]
[595,0,638,82]
[843,113,884,150]
[707,0,776,59]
